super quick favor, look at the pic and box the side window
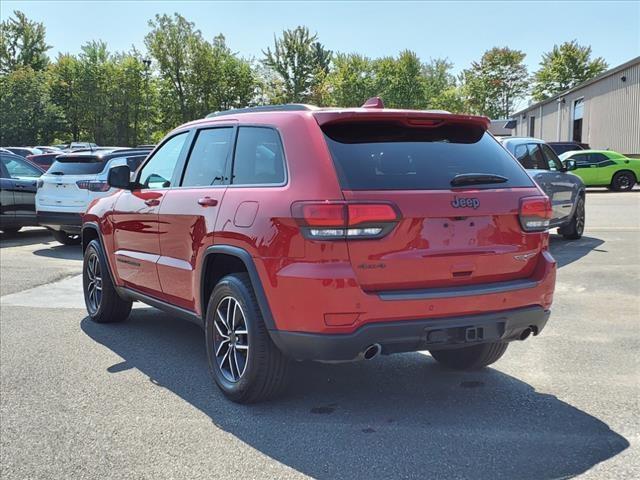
[541,144,562,171]
[181,128,233,187]
[125,155,148,172]
[588,153,609,164]
[513,144,530,168]
[1,156,41,178]
[138,133,188,189]
[572,153,589,167]
[526,143,547,170]
[232,127,285,185]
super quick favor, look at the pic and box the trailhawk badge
[451,196,480,209]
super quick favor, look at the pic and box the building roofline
[512,56,640,117]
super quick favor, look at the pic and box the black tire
[83,239,132,323]
[53,230,81,245]
[559,194,585,240]
[610,171,636,192]
[430,342,508,370]
[205,273,290,403]
[0,226,21,235]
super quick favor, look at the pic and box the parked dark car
[501,137,585,239]
[0,151,42,234]
[547,141,590,155]
[5,147,43,158]
[26,152,61,171]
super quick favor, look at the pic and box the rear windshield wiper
[450,173,508,187]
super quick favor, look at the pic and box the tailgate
[319,114,546,292]
[38,174,94,208]
[343,188,543,291]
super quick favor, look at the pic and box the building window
[528,116,535,137]
[572,98,584,142]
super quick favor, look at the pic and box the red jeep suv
[82,100,556,403]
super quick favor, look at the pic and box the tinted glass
[514,144,530,166]
[541,144,562,171]
[138,133,188,189]
[232,127,285,185]
[125,155,148,171]
[182,128,232,187]
[525,144,547,170]
[589,153,609,163]
[1,156,41,178]
[323,122,533,190]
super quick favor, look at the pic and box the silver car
[501,137,585,240]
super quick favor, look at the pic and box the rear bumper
[37,211,82,233]
[270,306,550,362]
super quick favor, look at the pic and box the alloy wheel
[213,296,249,383]
[86,252,103,313]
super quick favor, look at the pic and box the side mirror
[108,165,133,190]
[564,159,577,171]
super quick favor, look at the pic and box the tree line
[0,10,608,147]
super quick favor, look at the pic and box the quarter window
[138,132,188,189]
[182,128,233,187]
[232,127,285,185]
[541,144,563,171]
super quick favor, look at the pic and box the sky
[2,0,639,105]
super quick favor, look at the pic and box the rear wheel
[53,230,81,245]
[83,239,132,323]
[205,273,290,403]
[610,171,636,192]
[430,342,508,370]
[559,195,585,240]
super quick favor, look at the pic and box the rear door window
[2,155,41,178]
[231,127,285,185]
[182,127,233,187]
[323,122,533,190]
[48,156,107,175]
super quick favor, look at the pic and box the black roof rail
[205,104,314,118]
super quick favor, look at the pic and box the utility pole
[142,58,152,144]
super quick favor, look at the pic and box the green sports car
[559,150,640,191]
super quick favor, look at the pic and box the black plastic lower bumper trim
[37,211,82,233]
[269,306,550,362]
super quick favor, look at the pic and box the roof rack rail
[205,104,314,118]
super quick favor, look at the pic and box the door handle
[144,198,160,207]
[198,197,218,207]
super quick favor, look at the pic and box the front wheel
[430,342,508,370]
[610,171,636,192]
[53,230,81,245]
[205,273,290,403]
[559,195,585,240]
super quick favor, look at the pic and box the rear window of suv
[322,121,533,190]
[48,155,107,175]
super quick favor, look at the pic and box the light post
[142,58,152,144]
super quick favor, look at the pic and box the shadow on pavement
[549,235,606,268]
[0,228,53,248]
[82,310,628,480]
[32,244,83,261]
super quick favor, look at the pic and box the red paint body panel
[84,106,556,342]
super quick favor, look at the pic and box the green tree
[422,58,465,112]
[48,53,83,141]
[262,26,331,103]
[531,40,608,101]
[145,13,201,123]
[0,67,60,145]
[0,10,51,74]
[373,50,426,109]
[326,53,376,107]
[462,47,528,118]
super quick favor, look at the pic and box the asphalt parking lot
[1,189,638,480]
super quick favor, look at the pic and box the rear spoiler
[313,109,490,131]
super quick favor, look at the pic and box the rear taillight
[76,180,110,192]
[292,201,400,240]
[519,196,552,232]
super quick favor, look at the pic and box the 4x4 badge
[451,196,480,209]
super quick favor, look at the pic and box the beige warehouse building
[510,56,640,156]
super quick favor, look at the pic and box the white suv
[36,148,150,244]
